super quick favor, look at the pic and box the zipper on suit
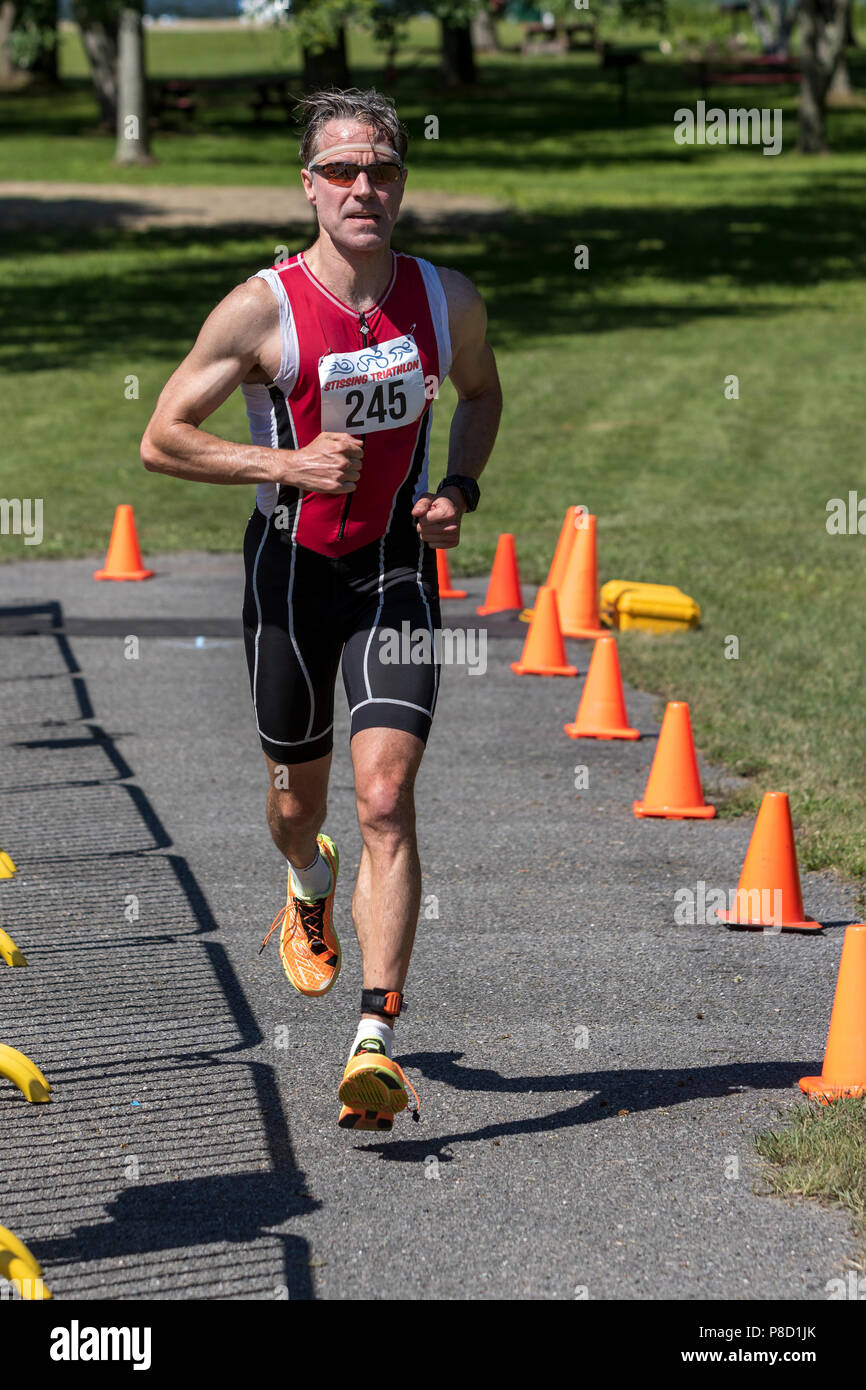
[337,308,370,542]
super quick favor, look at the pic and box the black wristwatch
[437,474,480,513]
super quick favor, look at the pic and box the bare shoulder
[191,275,280,384]
[434,265,488,360]
[435,265,486,319]
[201,276,278,348]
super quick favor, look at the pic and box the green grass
[755,1100,866,1256]
[1,35,866,888]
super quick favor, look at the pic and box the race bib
[319,333,427,434]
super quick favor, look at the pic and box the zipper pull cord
[338,308,374,544]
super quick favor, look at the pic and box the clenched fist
[284,432,364,494]
[412,490,464,549]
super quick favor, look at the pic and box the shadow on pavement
[356,1055,818,1162]
[1,599,317,1299]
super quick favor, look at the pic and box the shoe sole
[339,1056,408,1115]
[338,1105,393,1132]
[281,834,341,998]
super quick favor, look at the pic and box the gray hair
[294,87,409,168]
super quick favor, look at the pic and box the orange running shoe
[337,1104,393,1132]
[338,1037,420,1120]
[259,834,340,997]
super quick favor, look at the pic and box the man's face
[301,121,407,250]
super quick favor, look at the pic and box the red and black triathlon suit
[241,249,452,764]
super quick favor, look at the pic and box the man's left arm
[412,269,502,548]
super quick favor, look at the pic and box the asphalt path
[0,551,860,1301]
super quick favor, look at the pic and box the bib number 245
[344,381,407,429]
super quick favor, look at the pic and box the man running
[141,87,502,1131]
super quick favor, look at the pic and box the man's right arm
[140,279,362,494]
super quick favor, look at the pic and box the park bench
[151,80,199,123]
[697,53,801,101]
[521,19,599,55]
[150,76,299,128]
[250,79,296,125]
[599,43,644,115]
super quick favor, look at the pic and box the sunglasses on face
[310,160,403,188]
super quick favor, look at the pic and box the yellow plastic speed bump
[0,851,16,879]
[0,929,27,967]
[0,1044,51,1102]
[0,1224,52,1299]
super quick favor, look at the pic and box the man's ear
[300,170,316,208]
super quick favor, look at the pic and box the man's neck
[303,237,393,313]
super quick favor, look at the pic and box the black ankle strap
[361,989,405,1020]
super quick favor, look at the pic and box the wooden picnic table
[696,53,801,101]
[521,19,599,54]
[149,76,297,127]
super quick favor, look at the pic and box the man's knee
[268,786,327,836]
[356,776,415,846]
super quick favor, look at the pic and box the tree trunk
[72,0,118,128]
[303,28,349,89]
[30,0,59,82]
[798,0,852,151]
[747,0,775,51]
[441,21,476,85]
[828,52,853,95]
[748,0,796,55]
[828,4,856,97]
[115,5,150,163]
[0,1,16,81]
[471,8,500,53]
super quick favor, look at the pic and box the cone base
[512,661,577,678]
[562,625,607,640]
[440,588,467,600]
[633,800,716,819]
[565,722,640,740]
[718,909,821,933]
[799,1075,866,1101]
[633,800,717,817]
[478,604,521,616]
[94,569,154,582]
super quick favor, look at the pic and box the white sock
[288,848,332,901]
[348,1018,394,1062]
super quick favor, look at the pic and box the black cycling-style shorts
[242,506,443,765]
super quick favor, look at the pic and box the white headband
[308,142,402,169]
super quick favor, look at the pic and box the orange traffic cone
[633,701,715,818]
[511,586,577,677]
[564,636,640,740]
[94,505,154,582]
[477,534,523,615]
[800,925,866,1101]
[717,792,819,932]
[520,506,582,622]
[436,549,467,600]
[558,513,605,639]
